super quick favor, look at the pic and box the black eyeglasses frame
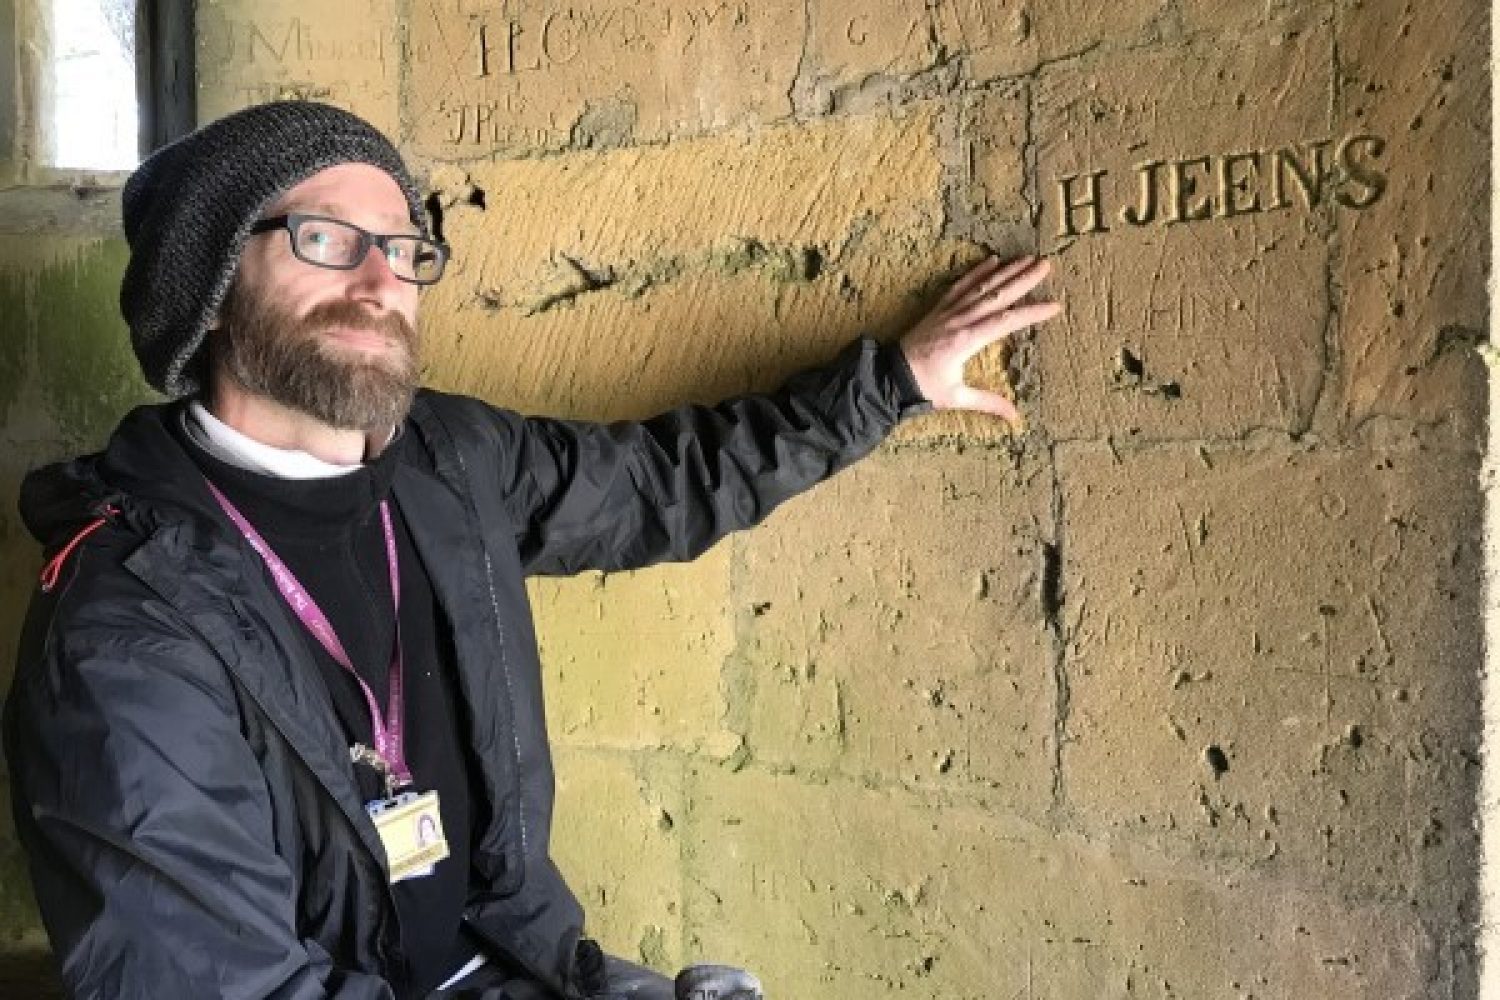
[248,212,450,286]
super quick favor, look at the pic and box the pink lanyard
[205,481,412,796]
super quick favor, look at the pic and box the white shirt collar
[181,400,375,480]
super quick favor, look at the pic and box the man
[4,101,1059,999]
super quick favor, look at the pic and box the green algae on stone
[0,265,29,423]
[33,240,153,446]
[0,786,42,945]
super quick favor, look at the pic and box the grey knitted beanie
[120,100,427,398]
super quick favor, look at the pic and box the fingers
[977,299,1063,338]
[947,257,1054,330]
[938,254,1008,307]
[942,296,1061,370]
[900,253,1062,419]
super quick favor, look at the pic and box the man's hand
[899,255,1062,421]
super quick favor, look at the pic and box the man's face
[214,163,425,431]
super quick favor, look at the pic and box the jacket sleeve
[465,336,930,576]
[5,592,394,1000]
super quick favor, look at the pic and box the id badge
[367,790,449,883]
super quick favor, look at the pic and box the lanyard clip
[351,743,410,799]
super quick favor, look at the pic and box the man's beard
[215,280,420,432]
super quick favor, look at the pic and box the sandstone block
[735,448,1055,816]
[953,86,1031,247]
[681,767,1436,998]
[418,109,945,419]
[1176,0,1327,36]
[1317,0,1488,446]
[1058,442,1480,905]
[552,749,685,970]
[406,0,804,158]
[532,544,738,754]
[798,0,1160,110]
[195,0,401,135]
[1034,24,1338,441]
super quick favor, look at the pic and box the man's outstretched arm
[438,254,1061,576]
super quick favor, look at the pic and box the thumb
[953,386,1021,423]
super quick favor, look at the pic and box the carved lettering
[1169,156,1215,223]
[1057,171,1111,238]
[542,11,582,65]
[1335,134,1388,209]
[440,99,569,148]
[249,21,297,63]
[1269,140,1332,211]
[847,16,869,46]
[1122,160,1167,227]
[221,18,422,67]
[471,2,751,79]
[1218,151,1263,217]
[1053,134,1387,238]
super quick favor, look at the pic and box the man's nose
[346,242,408,301]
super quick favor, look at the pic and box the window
[6,0,195,174]
[44,0,138,169]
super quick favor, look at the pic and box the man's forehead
[295,200,413,229]
[269,163,412,227]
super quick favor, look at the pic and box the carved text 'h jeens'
[1054,135,1388,238]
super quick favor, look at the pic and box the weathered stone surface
[735,448,1055,816]
[1176,0,1325,36]
[1317,0,1488,446]
[0,238,149,706]
[0,238,150,953]
[942,84,1033,253]
[532,544,738,753]
[1059,442,1480,906]
[406,0,805,158]
[682,767,1436,999]
[195,0,402,134]
[419,105,1038,444]
[1034,24,1338,441]
[795,0,1160,113]
[0,778,45,948]
[419,108,944,418]
[551,749,685,970]
[0,949,64,1000]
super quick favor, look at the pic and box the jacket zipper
[447,446,530,858]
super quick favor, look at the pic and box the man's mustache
[301,301,417,348]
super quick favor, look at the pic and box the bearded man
[4,101,1059,1000]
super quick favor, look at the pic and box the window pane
[46,0,138,169]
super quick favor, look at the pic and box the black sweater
[177,423,475,998]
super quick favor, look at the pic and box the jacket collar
[78,401,399,871]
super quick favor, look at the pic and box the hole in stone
[424,193,446,243]
[1205,744,1230,778]
[1114,346,1145,385]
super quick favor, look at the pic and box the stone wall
[0,1,1488,997]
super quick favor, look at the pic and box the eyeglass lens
[291,216,445,283]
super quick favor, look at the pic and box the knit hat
[120,101,427,398]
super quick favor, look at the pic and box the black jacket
[5,338,924,999]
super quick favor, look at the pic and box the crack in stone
[1304,3,1346,437]
[1042,445,1069,816]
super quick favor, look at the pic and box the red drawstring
[39,506,119,594]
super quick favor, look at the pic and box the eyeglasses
[248,213,450,285]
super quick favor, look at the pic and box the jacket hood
[19,401,222,552]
